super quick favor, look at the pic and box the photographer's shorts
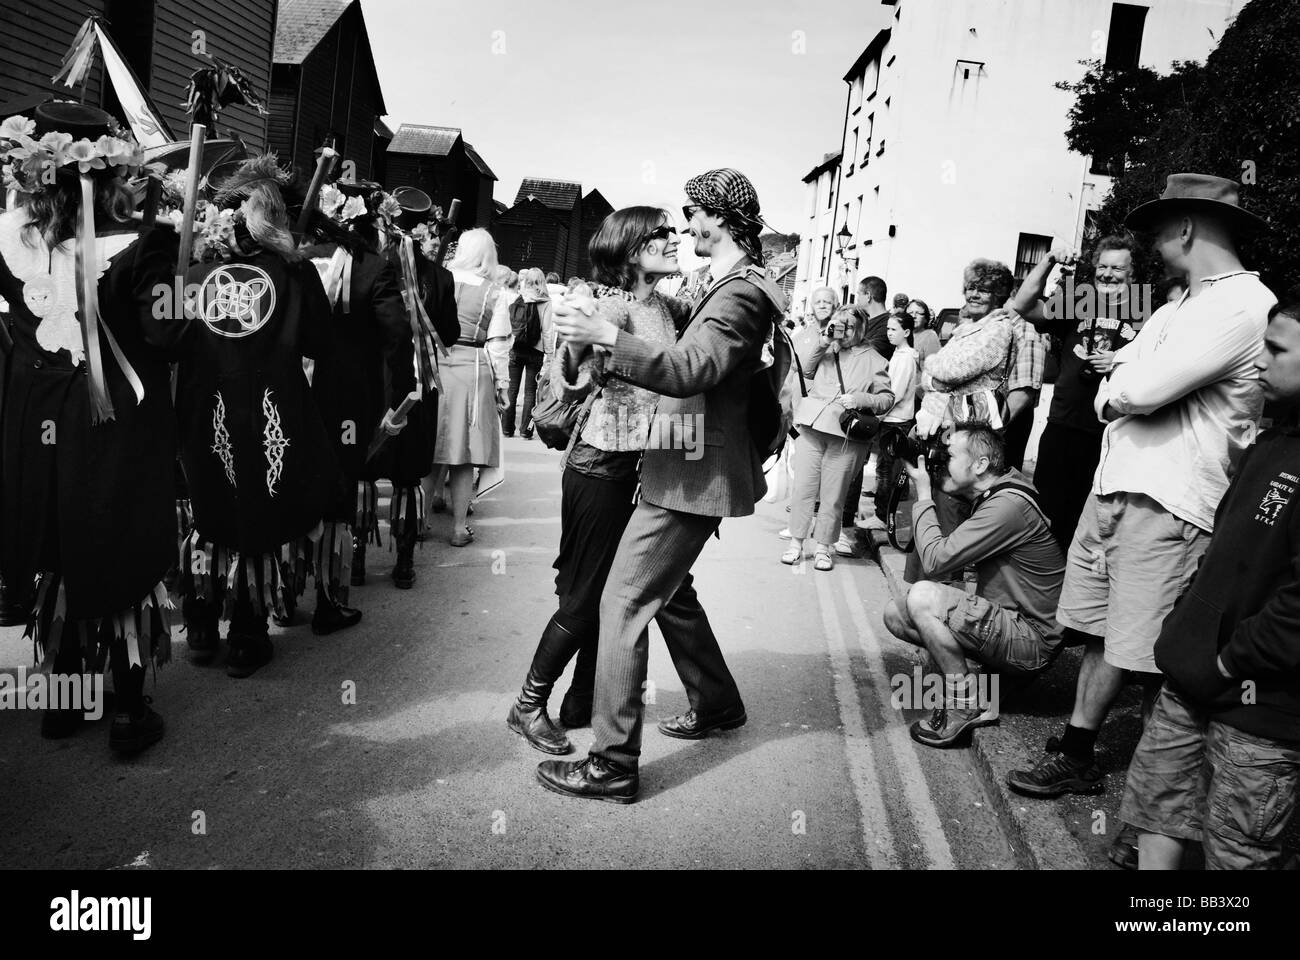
[940,591,1052,675]
[1056,492,1208,673]
[1118,685,1300,869]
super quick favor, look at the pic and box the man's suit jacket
[605,257,784,518]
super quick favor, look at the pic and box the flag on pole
[51,17,175,149]
[94,22,173,148]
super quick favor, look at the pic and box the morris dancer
[174,156,341,677]
[298,177,412,616]
[0,102,181,752]
[373,188,458,584]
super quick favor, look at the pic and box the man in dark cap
[541,168,787,802]
[1007,174,1277,864]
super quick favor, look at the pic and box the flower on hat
[378,194,401,222]
[318,183,344,218]
[67,138,105,172]
[0,114,35,140]
[339,195,367,222]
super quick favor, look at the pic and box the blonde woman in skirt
[432,229,512,546]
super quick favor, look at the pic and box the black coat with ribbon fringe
[367,243,458,485]
[300,240,413,508]
[0,222,183,620]
[174,250,342,554]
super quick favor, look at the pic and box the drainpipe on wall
[827,77,852,288]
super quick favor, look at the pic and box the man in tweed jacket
[541,170,786,802]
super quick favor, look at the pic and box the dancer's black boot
[311,581,362,635]
[559,628,598,729]
[507,615,585,754]
[183,596,221,662]
[108,636,163,756]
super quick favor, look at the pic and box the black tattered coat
[175,251,342,555]
[369,245,459,485]
[301,241,412,513]
[0,223,182,620]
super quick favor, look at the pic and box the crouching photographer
[883,422,1066,748]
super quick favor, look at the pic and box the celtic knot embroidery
[262,388,290,497]
[211,392,236,487]
[197,264,277,338]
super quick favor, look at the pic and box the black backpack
[510,299,542,350]
[750,318,801,463]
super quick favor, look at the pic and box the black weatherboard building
[0,0,276,151]
[269,0,390,183]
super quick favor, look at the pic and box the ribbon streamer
[51,17,98,87]
[74,174,145,424]
[399,236,448,396]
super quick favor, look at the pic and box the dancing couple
[505,169,787,803]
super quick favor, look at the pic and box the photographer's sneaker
[1007,749,1105,797]
[855,515,886,531]
[910,704,996,748]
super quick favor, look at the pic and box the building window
[820,236,829,278]
[863,114,874,165]
[1015,232,1053,280]
[847,129,858,176]
[1105,2,1149,71]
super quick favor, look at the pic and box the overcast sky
[366,0,892,242]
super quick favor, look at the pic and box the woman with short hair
[506,206,687,755]
[785,307,895,571]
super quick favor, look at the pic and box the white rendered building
[793,0,1242,316]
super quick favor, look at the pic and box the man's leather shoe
[536,756,639,804]
[657,704,747,740]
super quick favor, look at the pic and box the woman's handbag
[835,353,880,442]
[531,347,602,451]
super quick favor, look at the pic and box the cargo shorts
[1057,492,1208,673]
[1119,685,1300,870]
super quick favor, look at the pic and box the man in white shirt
[1008,175,1277,809]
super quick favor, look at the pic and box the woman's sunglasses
[642,225,677,247]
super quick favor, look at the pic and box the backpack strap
[981,481,1048,525]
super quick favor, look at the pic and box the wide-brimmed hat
[391,185,432,231]
[1,101,146,195]
[684,167,773,233]
[1125,173,1269,234]
[336,176,381,198]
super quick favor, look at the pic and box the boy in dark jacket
[1120,290,1300,869]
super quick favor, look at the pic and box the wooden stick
[141,175,162,226]
[174,123,206,276]
[294,146,338,235]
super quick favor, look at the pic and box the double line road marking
[813,563,955,869]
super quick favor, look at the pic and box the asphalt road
[0,437,1015,869]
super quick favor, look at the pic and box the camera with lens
[881,425,950,475]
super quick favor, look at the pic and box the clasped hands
[552,294,618,352]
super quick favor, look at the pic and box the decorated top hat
[32,101,116,140]
[1125,173,1269,235]
[336,177,381,198]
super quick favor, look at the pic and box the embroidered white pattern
[261,388,289,496]
[211,391,236,487]
[0,210,137,362]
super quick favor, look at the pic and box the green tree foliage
[1057,0,1299,291]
